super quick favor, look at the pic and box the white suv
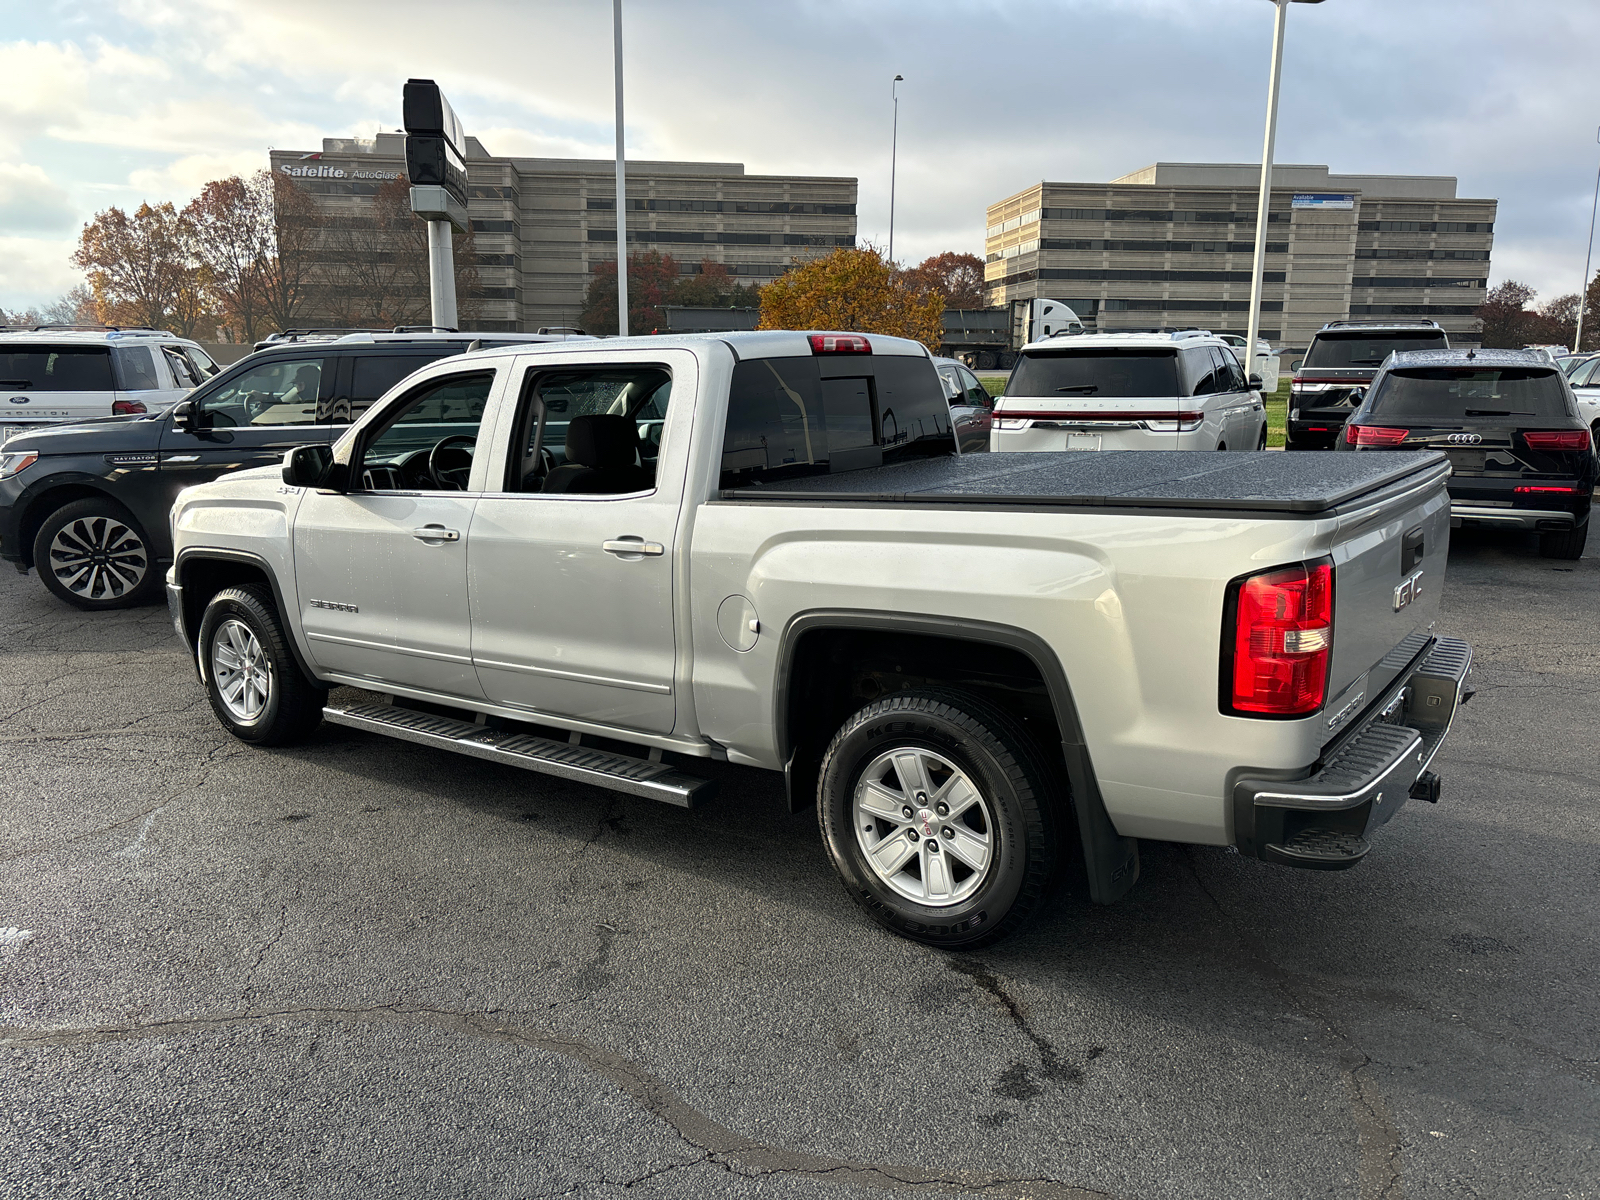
[990,330,1267,453]
[0,326,220,440]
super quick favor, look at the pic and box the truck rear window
[1368,368,1572,422]
[1006,348,1179,398]
[721,355,952,487]
[1304,333,1447,369]
[0,347,114,392]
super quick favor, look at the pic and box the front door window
[356,373,493,492]
[199,358,327,428]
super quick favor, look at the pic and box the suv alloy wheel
[817,688,1058,949]
[32,497,160,610]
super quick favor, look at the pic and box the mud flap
[1061,742,1140,904]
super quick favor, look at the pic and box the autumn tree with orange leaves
[902,251,986,308]
[758,246,943,349]
[72,201,206,334]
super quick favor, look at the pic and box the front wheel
[33,497,161,610]
[1539,523,1588,560]
[197,585,324,745]
[817,688,1058,950]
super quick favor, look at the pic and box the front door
[467,358,684,734]
[159,353,335,516]
[292,368,499,699]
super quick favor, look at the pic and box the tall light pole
[1245,0,1324,375]
[888,75,903,265]
[1573,125,1600,354]
[613,0,629,337]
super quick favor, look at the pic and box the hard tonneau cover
[719,450,1450,517]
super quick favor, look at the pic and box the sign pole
[428,219,457,329]
[1245,0,1288,378]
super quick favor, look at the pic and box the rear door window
[346,353,455,422]
[162,345,202,389]
[1007,348,1180,399]
[0,346,116,392]
[1305,333,1449,369]
[720,354,951,487]
[1368,368,1573,423]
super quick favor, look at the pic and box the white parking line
[113,805,168,859]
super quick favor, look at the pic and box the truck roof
[460,330,934,361]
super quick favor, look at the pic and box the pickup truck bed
[724,449,1450,516]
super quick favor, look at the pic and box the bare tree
[186,172,276,342]
[260,172,323,332]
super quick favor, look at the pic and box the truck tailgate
[1323,460,1452,728]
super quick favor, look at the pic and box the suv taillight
[1346,424,1407,446]
[808,333,871,355]
[1224,561,1334,717]
[112,399,147,415]
[1523,429,1590,451]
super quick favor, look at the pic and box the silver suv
[0,325,220,440]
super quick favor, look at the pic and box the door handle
[603,538,664,557]
[412,526,460,542]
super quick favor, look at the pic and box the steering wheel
[428,434,477,490]
[242,391,275,421]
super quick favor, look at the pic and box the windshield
[1007,348,1179,398]
[1304,333,1447,369]
[0,347,114,392]
[1368,368,1572,422]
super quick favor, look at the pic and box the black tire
[32,497,161,610]
[1538,523,1588,560]
[1256,424,1269,451]
[196,584,324,745]
[1215,442,1227,452]
[817,688,1059,950]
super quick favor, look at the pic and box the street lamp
[613,0,629,337]
[1573,126,1600,354]
[888,75,904,265]
[1244,0,1324,380]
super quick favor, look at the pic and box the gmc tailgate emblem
[1393,570,1423,611]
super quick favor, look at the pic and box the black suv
[0,332,581,609]
[1288,320,1450,450]
[1337,348,1595,559]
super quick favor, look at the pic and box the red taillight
[1346,424,1407,446]
[1291,376,1308,385]
[808,333,871,355]
[112,399,147,416]
[1227,562,1334,717]
[1514,485,1579,494]
[1523,429,1590,451]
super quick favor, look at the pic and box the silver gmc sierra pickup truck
[166,330,1472,948]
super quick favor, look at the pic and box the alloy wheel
[47,516,148,602]
[853,747,994,906]
[210,618,272,723]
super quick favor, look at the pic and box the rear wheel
[1539,523,1588,560]
[197,585,324,745]
[1256,425,1269,451]
[817,688,1058,950]
[33,497,161,610]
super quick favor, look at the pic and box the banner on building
[1292,193,1356,210]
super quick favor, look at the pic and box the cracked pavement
[0,521,1596,1198]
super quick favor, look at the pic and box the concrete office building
[271,133,856,332]
[984,163,1496,351]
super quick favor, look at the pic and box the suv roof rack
[17,324,174,336]
[390,325,460,334]
[257,328,389,346]
[1319,319,1442,330]
[536,326,587,336]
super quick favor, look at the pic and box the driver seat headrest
[565,414,639,468]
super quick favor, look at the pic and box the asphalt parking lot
[0,523,1595,1199]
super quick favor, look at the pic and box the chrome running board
[322,701,716,808]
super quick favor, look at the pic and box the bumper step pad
[322,702,717,808]
[1265,827,1371,870]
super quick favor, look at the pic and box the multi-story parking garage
[271,133,857,332]
[983,163,1496,352]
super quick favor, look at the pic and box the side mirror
[170,399,194,431]
[283,444,335,489]
[1248,373,1263,391]
[1290,359,1304,371]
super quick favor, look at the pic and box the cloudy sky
[2,0,1594,314]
